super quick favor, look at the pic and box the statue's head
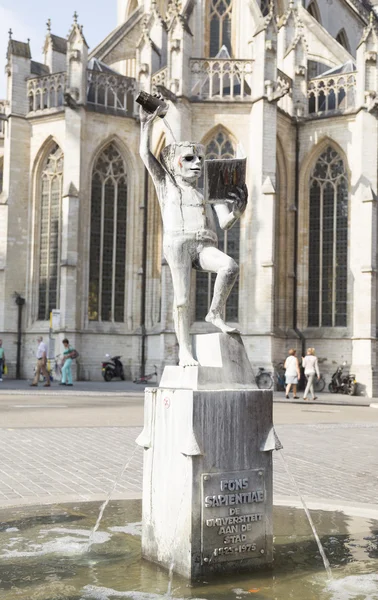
[160,142,205,182]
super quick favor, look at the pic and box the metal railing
[190,58,253,101]
[86,70,137,116]
[307,72,357,115]
[27,72,67,112]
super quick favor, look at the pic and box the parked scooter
[328,361,356,396]
[102,354,125,382]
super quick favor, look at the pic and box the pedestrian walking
[302,347,320,401]
[30,336,50,387]
[284,348,300,399]
[0,339,5,382]
[60,338,75,386]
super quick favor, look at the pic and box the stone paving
[0,422,377,507]
[0,427,142,505]
[0,378,372,405]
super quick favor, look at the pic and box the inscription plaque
[201,469,266,563]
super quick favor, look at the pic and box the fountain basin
[0,499,377,599]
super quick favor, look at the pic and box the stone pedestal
[136,333,274,579]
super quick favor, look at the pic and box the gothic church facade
[1,0,378,394]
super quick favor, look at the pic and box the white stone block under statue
[136,332,275,579]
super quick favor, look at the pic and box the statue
[139,99,248,367]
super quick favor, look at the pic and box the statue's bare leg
[166,248,198,367]
[172,301,198,367]
[198,246,239,333]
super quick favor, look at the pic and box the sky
[0,0,117,97]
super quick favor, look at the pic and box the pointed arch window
[38,144,64,320]
[336,29,350,52]
[209,0,233,57]
[195,130,239,322]
[308,147,348,327]
[88,143,128,322]
[0,156,3,193]
[205,131,235,159]
[307,0,321,23]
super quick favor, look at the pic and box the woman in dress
[60,338,75,387]
[284,348,300,399]
[302,347,320,401]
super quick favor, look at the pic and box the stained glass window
[38,144,63,320]
[88,143,127,322]
[308,146,348,327]
[195,130,239,322]
[209,0,233,57]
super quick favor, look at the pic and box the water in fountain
[86,446,139,553]
[1,499,377,599]
[277,449,333,580]
[163,118,177,143]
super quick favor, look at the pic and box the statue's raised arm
[139,103,167,187]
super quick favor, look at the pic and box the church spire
[67,11,88,47]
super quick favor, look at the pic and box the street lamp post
[14,293,25,379]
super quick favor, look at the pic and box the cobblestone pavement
[0,422,377,507]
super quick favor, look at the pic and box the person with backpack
[60,338,77,386]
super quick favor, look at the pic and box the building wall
[304,0,365,56]
[1,0,378,393]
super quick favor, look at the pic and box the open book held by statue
[139,97,248,367]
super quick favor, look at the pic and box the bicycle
[53,354,62,378]
[253,367,274,390]
[302,373,326,393]
[274,363,286,391]
[313,374,326,392]
[133,365,158,384]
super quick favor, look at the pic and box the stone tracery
[308,146,348,327]
[38,144,64,320]
[209,0,233,57]
[88,143,128,323]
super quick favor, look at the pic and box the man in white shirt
[31,336,50,387]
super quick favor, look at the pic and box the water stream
[166,466,191,597]
[163,117,177,143]
[86,446,139,553]
[166,563,174,598]
[277,449,333,580]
